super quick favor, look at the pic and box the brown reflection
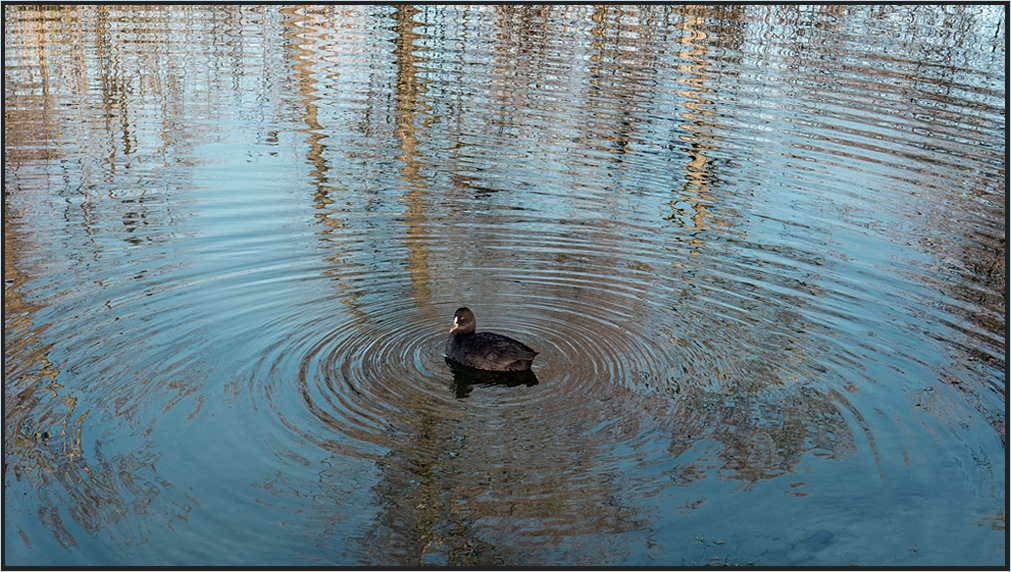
[351,418,518,566]
[768,4,1006,450]
[664,6,730,250]
[5,163,182,554]
[354,404,650,566]
[3,4,226,554]
[280,5,332,201]
[278,4,330,214]
[391,5,435,308]
[340,10,536,565]
[672,385,862,488]
[5,4,198,250]
[586,5,660,158]
[638,6,871,486]
[286,5,436,311]
[279,5,371,322]
[4,202,80,478]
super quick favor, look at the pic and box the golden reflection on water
[669,6,724,247]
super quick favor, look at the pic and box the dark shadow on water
[445,358,539,398]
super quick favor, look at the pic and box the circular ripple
[242,226,688,470]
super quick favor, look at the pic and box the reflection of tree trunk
[371,9,452,564]
[362,417,511,566]
[392,5,433,307]
[280,6,329,197]
[393,6,422,180]
[670,7,718,243]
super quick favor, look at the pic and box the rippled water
[4,5,1006,566]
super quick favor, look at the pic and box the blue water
[4,4,1005,566]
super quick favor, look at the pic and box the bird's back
[447,331,538,371]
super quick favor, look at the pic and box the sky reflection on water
[4,4,1006,567]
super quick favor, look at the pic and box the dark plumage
[444,307,538,372]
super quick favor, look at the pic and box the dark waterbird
[444,307,538,372]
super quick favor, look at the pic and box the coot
[444,307,538,372]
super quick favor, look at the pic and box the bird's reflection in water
[445,359,539,398]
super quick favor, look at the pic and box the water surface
[4,4,1006,566]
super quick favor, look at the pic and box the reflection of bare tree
[5,206,84,490]
[8,3,1001,564]
[355,404,650,566]
[873,6,1006,445]
[351,417,515,566]
[572,5,869,487]
[5,176,186,554]
[763,3,1007,448]
[5,5,199,252]
[391,6,436,308]
[4,4,238,554]
[670,384,863,487]
[279,5,374,322]
[280,5,330,199]
[346,10,514,565]
[667,6,724,243]
[330,9,649,564]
